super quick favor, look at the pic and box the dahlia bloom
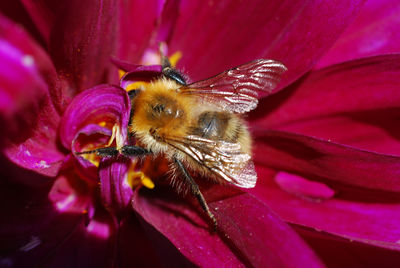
[1,0,400,267]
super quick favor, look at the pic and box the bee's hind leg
[76,145,150,158]
[173,157,218,232]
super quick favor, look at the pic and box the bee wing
[180,59,287,113]
[166,135,257,188]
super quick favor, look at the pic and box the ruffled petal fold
[60,84,130,150]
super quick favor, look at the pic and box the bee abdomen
[191,111,242,143]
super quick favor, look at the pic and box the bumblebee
[78,57,287,230]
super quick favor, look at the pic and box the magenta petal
[273,110,400,157]
[169,0,364,88]
[317,0,400,68]
[118,214,195,267]
[0,2,47,46]
[251,54,400,127]
[20,0,59,44]
[119,64,162,88]
[210,192,325,267]
[152,0,180,45]
[0,13,65,113]
[250,54,400,155]
[60,84,130,150]
[250,166,400,251]
[98,157,133,215]
[252,130,400,193]
[117,0,164,63]
[0,175,86,266]
[49,0,117,92]
[111,58,162,74]
[133,188,324,267]
[71,124,111,182]
[297,227,400,268]
[0,14,60,128]
[132,188,242,266]
[0,24,46,127]
[0,17,64,177]
[39,213,115,268]
[275,171,335,200]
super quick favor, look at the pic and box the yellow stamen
[169,51,182,67]
[141,174,155,189]
[85,153,101,167]
[119,69,126,79]
[127,171,155,189]
[126,81,147,92]
[126,160,155,189]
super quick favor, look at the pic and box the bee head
[148,94,184,123]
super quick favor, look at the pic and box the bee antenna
[161,55,171,69]
[75,150,97,155]
[159,42,170,68]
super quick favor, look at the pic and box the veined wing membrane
[179,59,287,113]
[165,135,257,188]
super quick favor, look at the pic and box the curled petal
[132,187,324,267]
[169,0,364,89]
[111,58,161,73]
[98,157,133,216]
[71,124,112,153]
[252,129,400,193]
[118,63,163,89]
[71,124,112,183]
[60,84,130,150]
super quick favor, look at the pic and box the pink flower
[1,0,400,267]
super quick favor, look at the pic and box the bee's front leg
[173,157,217,232]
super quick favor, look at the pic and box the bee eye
[163,67,187,86]
[153,104,165,113]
